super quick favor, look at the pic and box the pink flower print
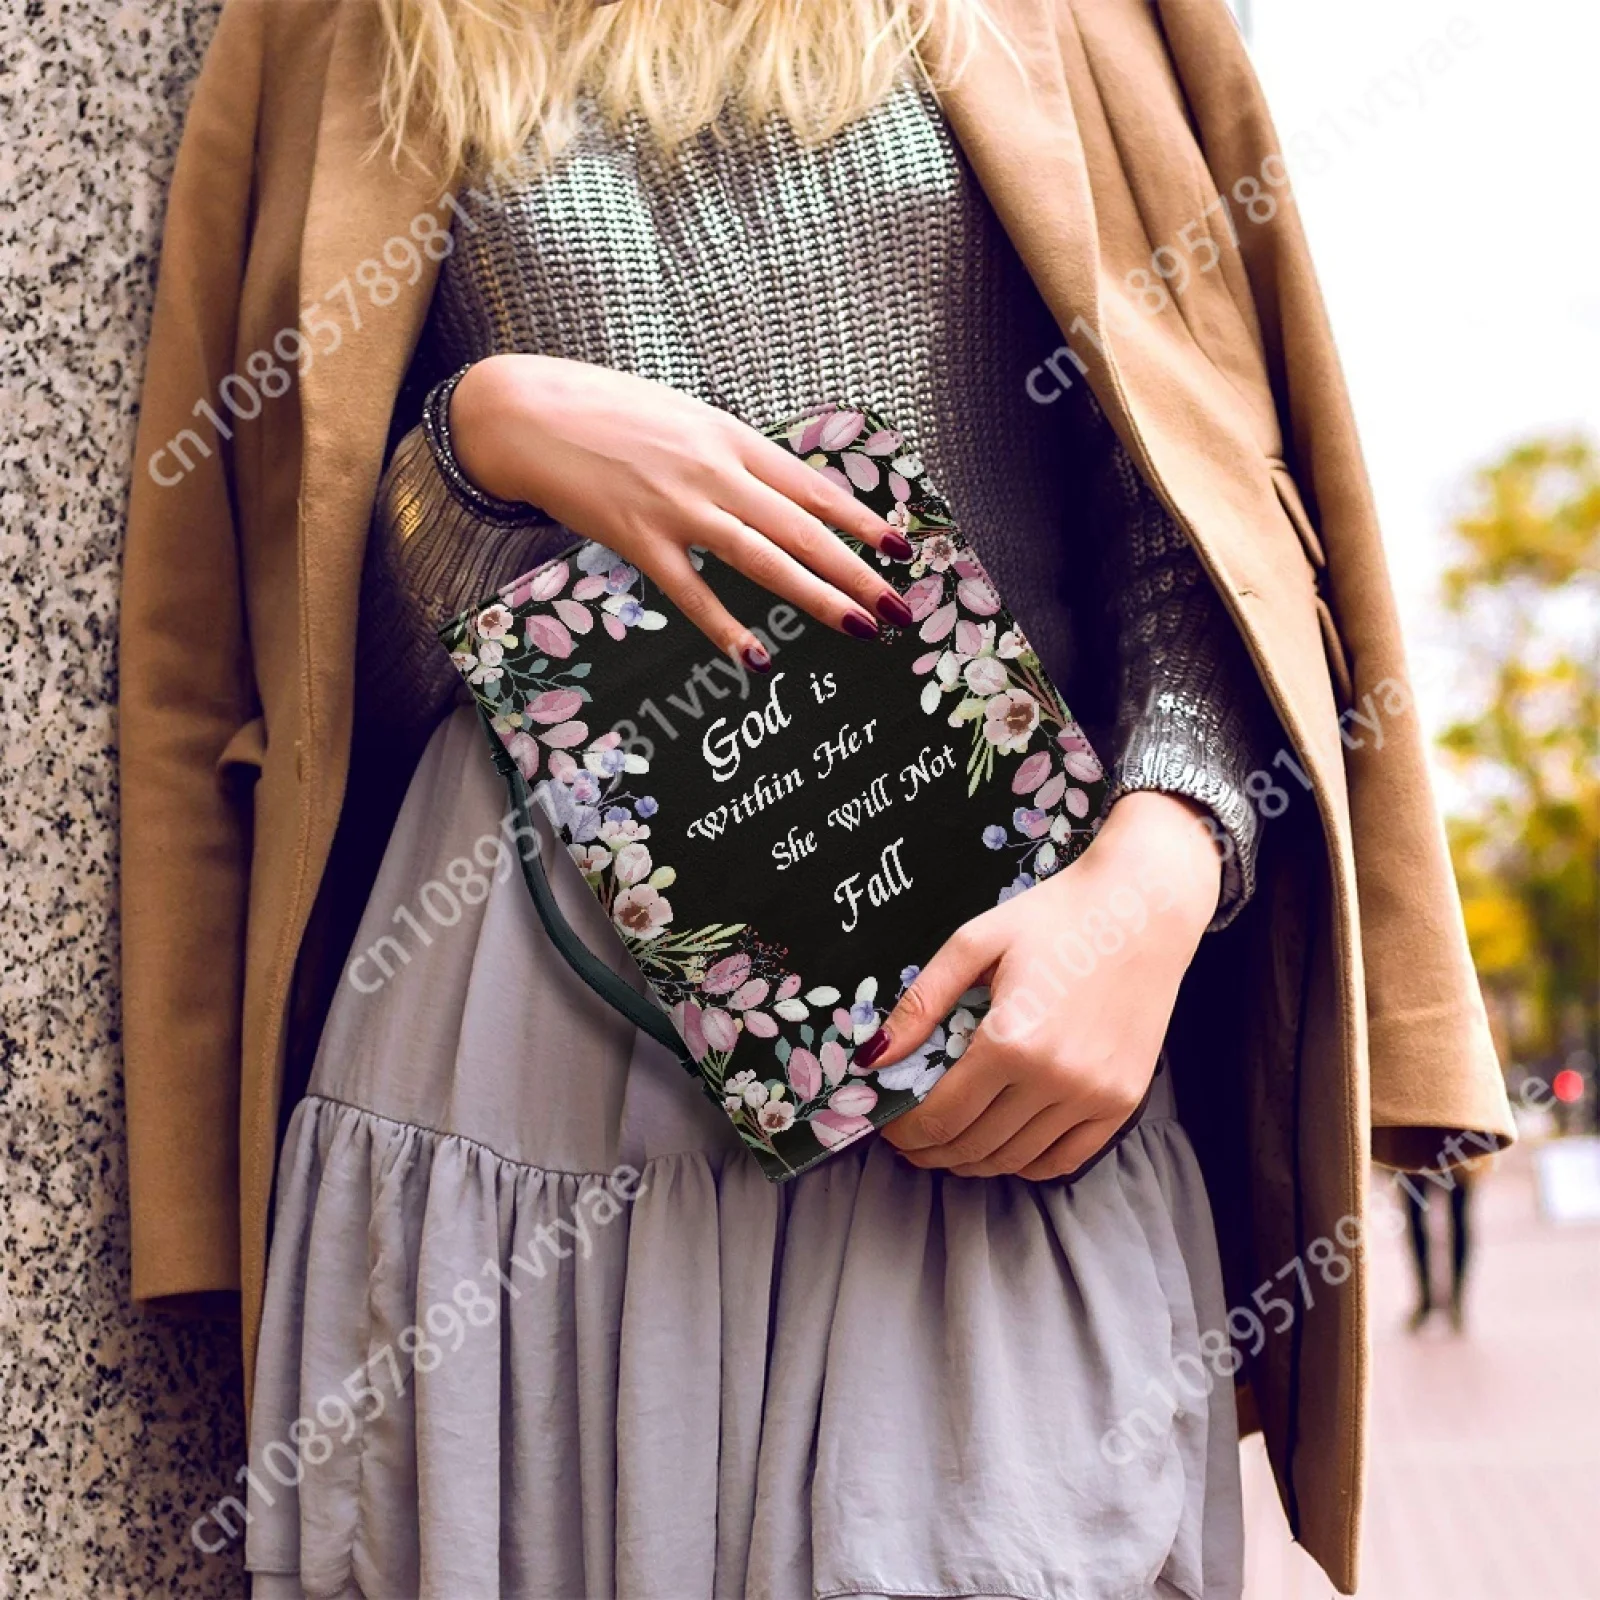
[671,999,709,1063]
[552,598,593,634]
[548,750,579,783]
[956,576,1001,616]
[827,1082,878,1117]
[613,884,673,940]
[1062,748,1104,783]
[952,619,985,659]
[1064,787,1092,819]
[506,731,541,780]
[842,451,880,491]
[775,973,803,1002]
[983,690,1041,754]
[701,1007,740,1053]
[811,1109,875,1150]
[526,689,585,725]
[861,428,903,456]
[728,978,770,1011]
[820,1039,849,1087]
[1033,771,1067,810]
[904,574,944,621]
[1011,750,1053,794]
[790,411,831,454]
[525,561,570,602]
[962,656,1008,697]
[527,615,575,659]
[886,503,912,530]
[742,1011,779,1038]
[475,603,516,640]
[997,629,1028,660]
[919,534,958,572]
[703,952,752,995]
[537,720,590,749]
[787,1048,823,1101]
[818,409,866,451]
[920,602,958,644]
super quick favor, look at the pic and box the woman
[251,3,1268,1592]
[119,1,1516,1596]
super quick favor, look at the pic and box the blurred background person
[1401,1167,1476,1333]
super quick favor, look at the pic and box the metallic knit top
[360,74,1277,923]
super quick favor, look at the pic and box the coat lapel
[935,0,1349,810]
[929,0,1107,388]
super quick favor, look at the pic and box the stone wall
[1,3,244,1593]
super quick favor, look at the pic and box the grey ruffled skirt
[246,709,1243,1600]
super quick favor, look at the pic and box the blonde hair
[373,0,1002,178]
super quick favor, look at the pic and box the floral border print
[440,402,1110,1181]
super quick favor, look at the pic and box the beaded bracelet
[420,362,550,526]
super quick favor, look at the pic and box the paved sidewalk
[1241,1143,1600,1599]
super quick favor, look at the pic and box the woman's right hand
[449,353,916,670]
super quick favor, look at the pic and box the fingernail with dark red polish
[876,591,914,628]
[841,611,879,641]
[881,531,914,561]
[855,1028,891,1069]
[742,641,772,673]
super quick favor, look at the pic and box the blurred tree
[1438,437,1599,1082]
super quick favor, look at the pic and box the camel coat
[118,0,1515,1588]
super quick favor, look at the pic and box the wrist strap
[489,720,693,1067]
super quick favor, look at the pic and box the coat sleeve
[1155,0,1516,1166]
[119,0,267,1305]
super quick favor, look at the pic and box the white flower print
[569,843,610,874]
[613,841,652,886]
[600,815,650,848]
[982,689,1042,754]
[946,1008,979,1060]
[962,655,1008,697]
[475,604,516,641]
[757,1099,795,1133]
[613,884,673,940]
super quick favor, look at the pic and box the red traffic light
[1551,1069,1585,1104]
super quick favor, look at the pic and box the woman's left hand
[861,791,1223,1180]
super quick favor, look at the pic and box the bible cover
[441,404,1110,1181]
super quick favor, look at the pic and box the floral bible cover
[440,404,1110,1181]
